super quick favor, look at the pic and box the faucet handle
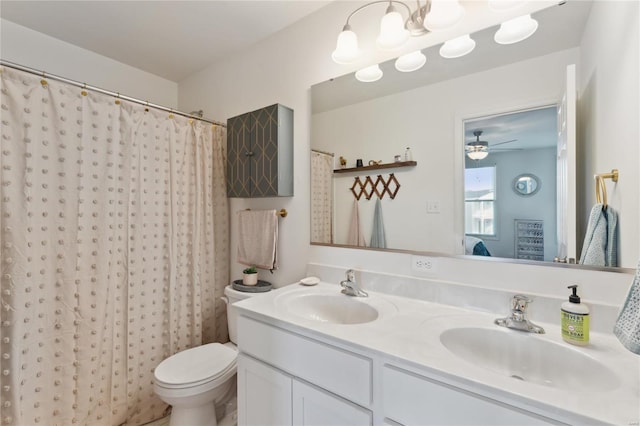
[345,269,356,282]
[512,294,532,312]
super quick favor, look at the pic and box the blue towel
[614,261,640,354]
[579,204,618,267]
[369,199,386,248]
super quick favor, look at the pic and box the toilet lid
[154,343,236,386]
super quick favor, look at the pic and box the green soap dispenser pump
[561,285,590,346]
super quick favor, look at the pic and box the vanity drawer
[238,315,372,407]
[382,364,553,425]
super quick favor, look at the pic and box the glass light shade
[487,0,525,11]
[439,34,476,58]
[424,0,465,31]
[376,9,410,50]
[494,14,539,45]
[355,64,383,83]
[395,51,426,72]
[331,29,360,64]
[466,149,489,160]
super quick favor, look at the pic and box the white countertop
[235,282,640,425]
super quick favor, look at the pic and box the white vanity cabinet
[382,365,554,425]
[237,314,554,426]
[237,316,373,426]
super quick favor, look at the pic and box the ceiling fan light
[355,64,383,83]
[331,26,360,64]
[466,148,489,160]
[376,6,410,50]
[439,34,476,58]
[424,0,465,32]
[494,14,539,45]
[487,0,526,11]
[395,50,426,72]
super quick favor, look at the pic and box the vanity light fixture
[494,14,539,44]
[439,34,476,58]
[355,64,384,82]
[395,50,427,72]
[332,0,465,65]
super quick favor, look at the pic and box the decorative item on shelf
[331,0,538,82]
[339,156,347,168]
[356,159,364,167]
[368,160,382,166]
[394,155,402,162]
[404,147,413,161]
[242,266,258,286]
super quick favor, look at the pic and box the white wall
[578,1,640,267]
[313,50,573,254]
[1,19,178,107]
[178,1,637,299]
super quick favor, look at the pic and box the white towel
[347,200,366,247]
[614,260,640,354]
[237,210,278,270]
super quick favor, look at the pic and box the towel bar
[594,169,619,207]
[244,208,287,217]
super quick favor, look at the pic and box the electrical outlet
[427,200,440,214]
[411,255,437,274]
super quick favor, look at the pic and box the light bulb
[395,51,426,72]
[331,25,360,64]
[376,6,410,50]
[494,14,539,45]
[439,34,476,58]
[424,0,465,31]
[355,64,383,83]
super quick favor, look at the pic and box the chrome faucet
[340,269,368,297]
[494,294,545,334]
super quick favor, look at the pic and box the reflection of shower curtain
[311,150,333,243]
[0,67,229,425]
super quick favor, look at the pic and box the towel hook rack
[594,169,619,207]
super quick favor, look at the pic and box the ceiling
[0,1,330,82]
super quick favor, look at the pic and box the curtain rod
[0,59,226,128]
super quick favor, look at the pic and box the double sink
[274,285,620,393]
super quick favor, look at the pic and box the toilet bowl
[153,285,263,426]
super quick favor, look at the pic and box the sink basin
[440,327,620,391]
[275,289,397,325]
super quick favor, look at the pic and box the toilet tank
[223,285,268,344]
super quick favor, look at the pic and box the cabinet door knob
[245,151,254,157]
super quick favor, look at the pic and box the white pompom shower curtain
[0,66,229,425]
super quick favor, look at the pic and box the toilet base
[169,403,218,426]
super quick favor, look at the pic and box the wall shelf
[333,161,417,174]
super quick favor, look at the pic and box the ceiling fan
[465,130,518,160]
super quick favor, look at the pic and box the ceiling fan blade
[491,147,524,151]
[491,139,518,147]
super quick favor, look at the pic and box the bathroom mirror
[310,0,639,270]
[513,175,540,197]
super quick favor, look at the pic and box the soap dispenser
[561,285,589,346]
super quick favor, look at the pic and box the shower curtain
[0,67,229,425]
[310,150,333,244]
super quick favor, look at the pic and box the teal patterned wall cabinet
[227,104,294,197]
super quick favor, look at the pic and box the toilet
[154,285,262,426]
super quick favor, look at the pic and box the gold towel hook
[594,169,619,207]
